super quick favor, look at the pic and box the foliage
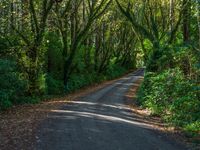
[46,75,64,95]
[66,73,97,93]
[184,121,200,137]
[106,64,128,79]
[137,68,200,134]
[66,65,128,93]
[0,59,27,110]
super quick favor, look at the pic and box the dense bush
[46,75,64,95]
[66,73,97,93]
[0,59,129,110]
[65,65,128,93]
[106,64,127,79]
[137,68,200,134]
[66,65,127,92]
[0,59,27,110]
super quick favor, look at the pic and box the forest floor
[0,69,199,150]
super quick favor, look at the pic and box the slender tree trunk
[63,1,77,87]
[10,0,14,33]
[94,26,100,71]
[170,0,175,34]
[27,46,39,95]
[196,0,200,49]
[183,0,191,42]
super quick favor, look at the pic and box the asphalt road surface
[36,69,187,150]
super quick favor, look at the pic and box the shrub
[66,73,97,93]
[0,59,27,110]
[46,75,64,95]
[106,64,127,79]
[65,65,128,93]
[184,121,200,138]
[137,68,200,131]
[169,82,200,126]
[0,90,12,110]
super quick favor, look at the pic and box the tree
[11,0,55,95]
[182,0,191,42]
[196,0,200,48]
[115,0,183,71]
[53,0,112,87]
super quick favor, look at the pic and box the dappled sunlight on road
[50,109,156,129]
[68,101,131,111]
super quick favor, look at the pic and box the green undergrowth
[65,65,128,93]
[137,68,200,137]
[0,59,131,111]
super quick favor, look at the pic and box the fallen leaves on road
[0,78,118,150]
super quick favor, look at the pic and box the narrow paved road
[36,70,187,150]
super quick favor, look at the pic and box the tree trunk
[27,46,39,95]
[183,0,191,42]
[10,0,14,33]
[196,0,200,49]
[170,0,175,35]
